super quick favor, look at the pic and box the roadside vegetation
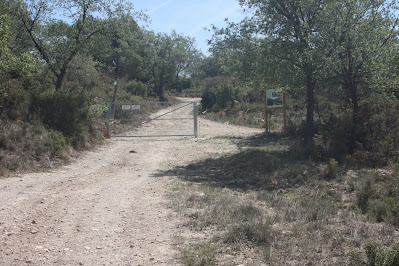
[164,0,399,264]
[0,0,204,175]
[165,136,399,265]
[1,0,399,264]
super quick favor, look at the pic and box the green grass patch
[354,168,399,227]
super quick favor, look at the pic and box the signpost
[265,88,287,136]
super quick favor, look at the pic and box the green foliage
[355,100,399,165]
[357,178,374,214]
[180,243,217,266]
[0,14,36,79]
[201,76,238,110]
[44,130,67,154]
[30,90,90,149]
[125,80,149,97]
[88,98,107,121]
[321,158,339,179]
[349,242,399,266]
[0,81,29,120]
[224,221,271,245]
[0,14,12,75]
[0,120,68,173]
[355,168,399,227]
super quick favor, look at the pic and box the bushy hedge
[125,80,150,97]
[356,99,399,165]
[201,76,238,110]
[29,90,91,149]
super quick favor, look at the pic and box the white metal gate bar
[107,101,198,138]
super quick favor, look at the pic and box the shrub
[125,80,149,97]
[357,178,374,214]
[180,243,217,266]
[201,76,238,110]
[45,130,67,155]
[0,120,68,174]
[355,168,399,227]
[30,89,90,149]
[224,221,272,246]
[321,158,339,179]
[313,109,352,160]
[357,100,399,165]
[349,242,399,266]
[0,82,29,120]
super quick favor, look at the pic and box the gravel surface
[0,98,262,265]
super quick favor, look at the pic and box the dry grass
[0,119,99,176]
[165,136,399,265]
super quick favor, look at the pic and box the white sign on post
[122,105,131,111]
[122,105,140,111]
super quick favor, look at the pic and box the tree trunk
[176,72,180,93]
[55,67,67,90]
[304,74,315,146]
[157,69,166,101]
[349,84,359,154]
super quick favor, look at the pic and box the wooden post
[264,90,268,136]
[283,92,287,137]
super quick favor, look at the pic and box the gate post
[193,102,198,138]
[107,102,112,137]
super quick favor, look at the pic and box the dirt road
[0,99,262,265]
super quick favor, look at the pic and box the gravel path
[0,98,262,265]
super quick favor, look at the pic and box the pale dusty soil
[0,98,262,265]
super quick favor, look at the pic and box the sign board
[122,105,131,111]
[264,88,287,136]
[122,105,141,111]
[266,88,283,108]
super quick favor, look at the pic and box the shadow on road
[154,135,312,192]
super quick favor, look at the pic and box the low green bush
[0,120,68,174]
[30,89,90,149]
[349,242,399,266]
[125,80,149,97]
[180,243,217,266]
[321,158,339,179]
[201,76,238,110]
[355,168,399,227]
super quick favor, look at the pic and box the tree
[321,0,399,153]
[15,0,136,90]
[238,0,336,145]
[142,31,175,101]
[170,31,201,92]
[0,4,35,80]
[88,11,146,113]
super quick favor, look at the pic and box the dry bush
[0,120,67,175]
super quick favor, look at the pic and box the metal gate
[106,101,198,138]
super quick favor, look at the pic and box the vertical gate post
[194,102,198,138]
[107,102,112,137]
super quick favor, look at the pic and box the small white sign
[122,105,140,111]
[122,105,131,111]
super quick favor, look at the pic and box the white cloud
[148,0,174,14]
[187,3,244,36]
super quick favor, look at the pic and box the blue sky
[131,0,248,55]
